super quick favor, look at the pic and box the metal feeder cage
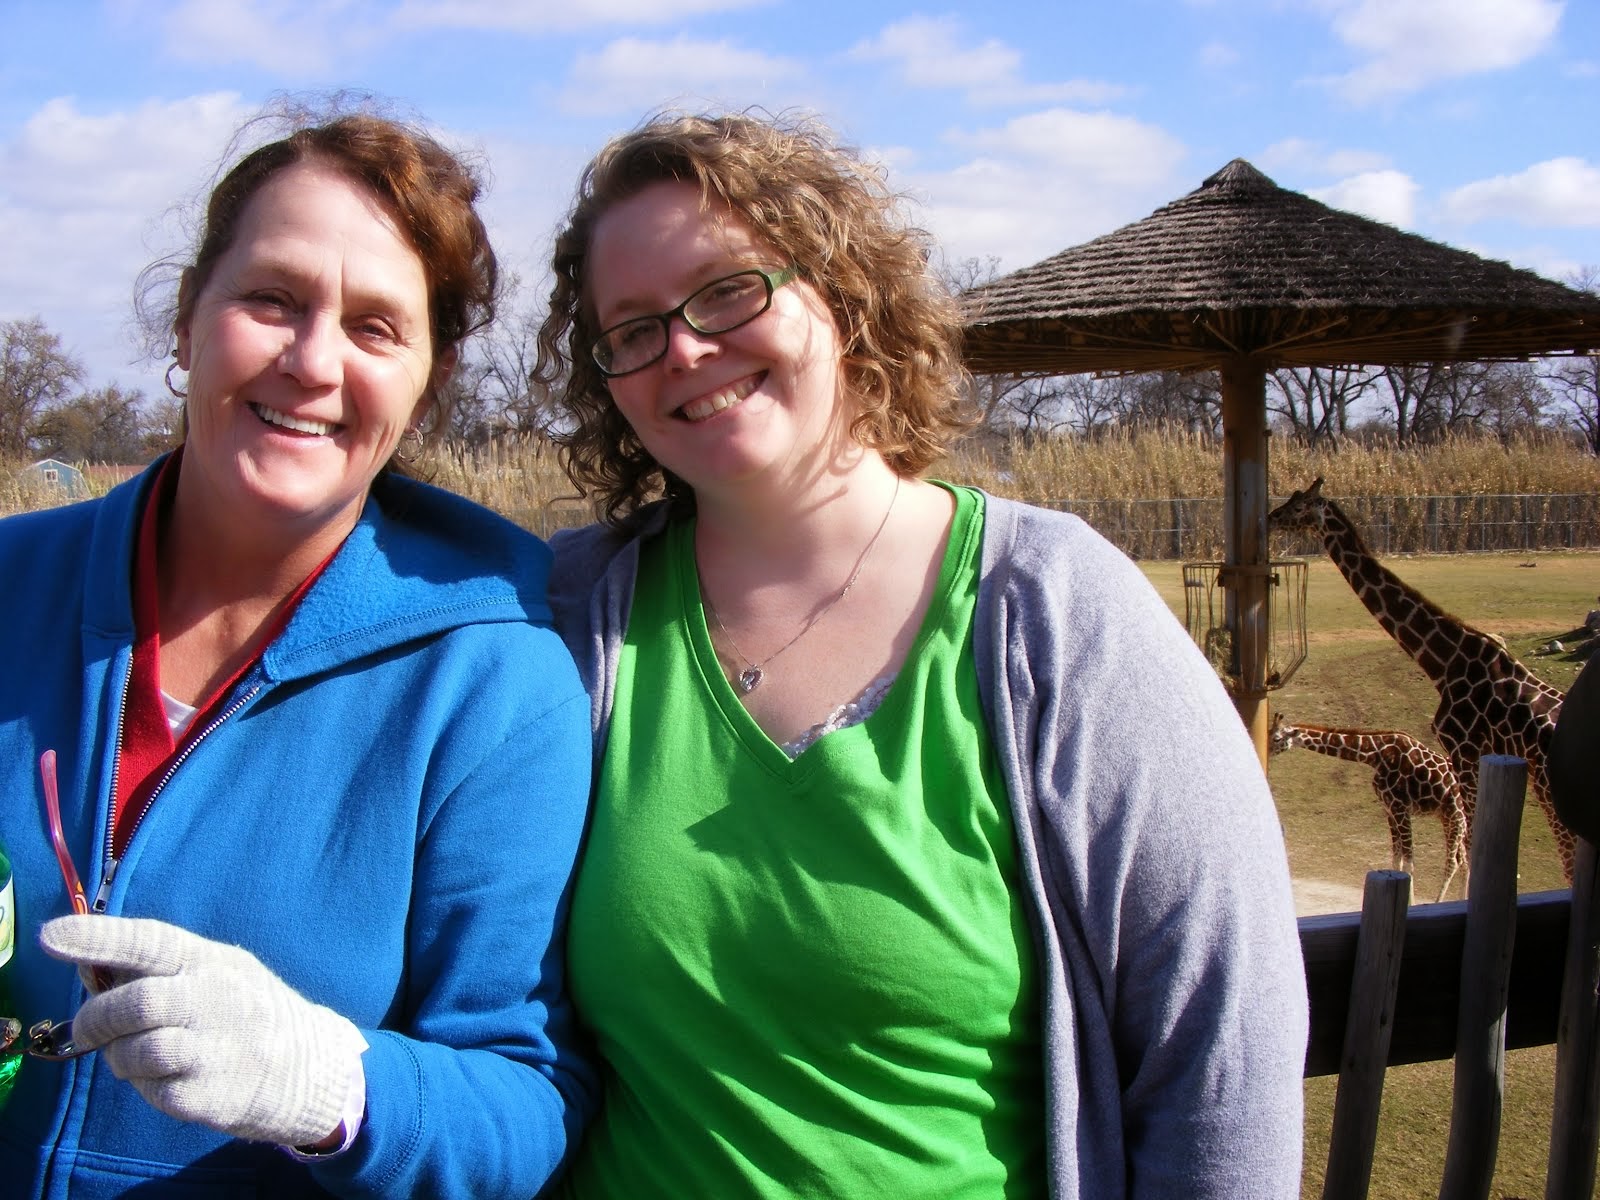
[1182,558,1309,691]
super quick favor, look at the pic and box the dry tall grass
[0,464,91,515]
[5,430,1597,525]
[414,439,589,537]
[941,427,1600,503]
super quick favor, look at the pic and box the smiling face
[586,179,850,498]
[174,159,438,541]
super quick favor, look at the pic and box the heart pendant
[737,667,763,694]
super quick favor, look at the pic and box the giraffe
[1269,715,1470,902]
[1268,477,1574,881]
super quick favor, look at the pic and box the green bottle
[0,840,21,1107]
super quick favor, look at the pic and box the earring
[164,359,187,400]
[394,426,425,465]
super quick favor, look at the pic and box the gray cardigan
[549,492,1307,1199]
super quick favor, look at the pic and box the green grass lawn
[1142,549,1599,1199]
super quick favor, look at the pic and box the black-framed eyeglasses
[589,267,797,378]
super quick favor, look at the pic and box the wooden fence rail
[1301,889,1569,1074]
[1298,756,1600,1199]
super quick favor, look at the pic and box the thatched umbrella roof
[961,159,1600,762]
[963,159,1600,375]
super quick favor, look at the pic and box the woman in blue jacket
[0,109,594,1198]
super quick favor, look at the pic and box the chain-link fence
[1037,493,1600,561]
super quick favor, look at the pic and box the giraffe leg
[1450,745,1479,861]
[1437,803,1468,903]
[1384,800,1415,904]
[1531,766,1576,885]
[1400,812,1416,902]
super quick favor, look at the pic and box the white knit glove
[40,915,365,1148]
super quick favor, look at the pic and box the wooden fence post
[1547,837,1600,1199]
[1439,755,1527,1200]
[1323,869,1411,1200]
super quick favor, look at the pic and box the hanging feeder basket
[1182,558,1308,691]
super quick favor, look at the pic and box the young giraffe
[1269,715,1470,902]
[1269,478,1574,881]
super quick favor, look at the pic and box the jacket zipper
[92,683,262,912]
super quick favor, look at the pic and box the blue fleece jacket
[0,462,596,1199]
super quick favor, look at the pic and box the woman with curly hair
[539,110,1306,1200]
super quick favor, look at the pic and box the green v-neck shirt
[558,485,1045,1199]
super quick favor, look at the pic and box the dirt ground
[1292,876,1366,916]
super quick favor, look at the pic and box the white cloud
[0,92,252,275]
[850,15,1017,88]
[0,93,255,391]
[910,109,1188,270]
[1314,0,1563,102]
[154,0,379,75]
[945,109,1186,186]
[129,0,772,68]
[862,142,921,174]
[1308,170,1420,228]
[1199,41,1241,70]
[393,0,762,33]
[974,80,1131,108]
[1258,137,1391,178]
[469,133,596,291]
[848,15,1127,108]
[557,36,806,117]
[1439,158,1600,228]
[1485,243,1588,283]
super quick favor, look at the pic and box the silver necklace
[706,475,901,695]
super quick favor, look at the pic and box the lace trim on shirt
[779,673,897,759]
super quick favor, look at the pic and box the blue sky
[3,0,1597,400]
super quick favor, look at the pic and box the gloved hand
[40,914,365,1148]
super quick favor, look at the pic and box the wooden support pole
[1219,357,1270,765]
[1439,755,1527,1200]
[1323,870,1411,1200]
[1547,837,1600,1200]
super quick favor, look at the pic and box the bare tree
[139,394,187,459]
[1121,370,1221,436]
[436,358,501,448]
[1473,361,1550,443]
[1541,266,1600,454]
[1545,351,1599,455]
[942,255,1075,430]
[1376,363,1453,443]
[472,303,548,436]
[1,317,84,457]
[33,384,148,463]
[1058,373,1135,436]
[1268,365,1374,446]
[1434,362,1493,436]
[961,371,1060,429]
[425,273,561,445]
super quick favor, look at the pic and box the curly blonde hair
[534,110,975,524]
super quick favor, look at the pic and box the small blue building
[23,458,89,497]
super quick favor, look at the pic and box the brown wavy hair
[143,103,497,447]
[533,110,975,524]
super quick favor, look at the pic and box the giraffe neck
[1285,724,1396,767]
[1316,498,1461,685]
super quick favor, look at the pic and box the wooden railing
[1297,755,1600,1199]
